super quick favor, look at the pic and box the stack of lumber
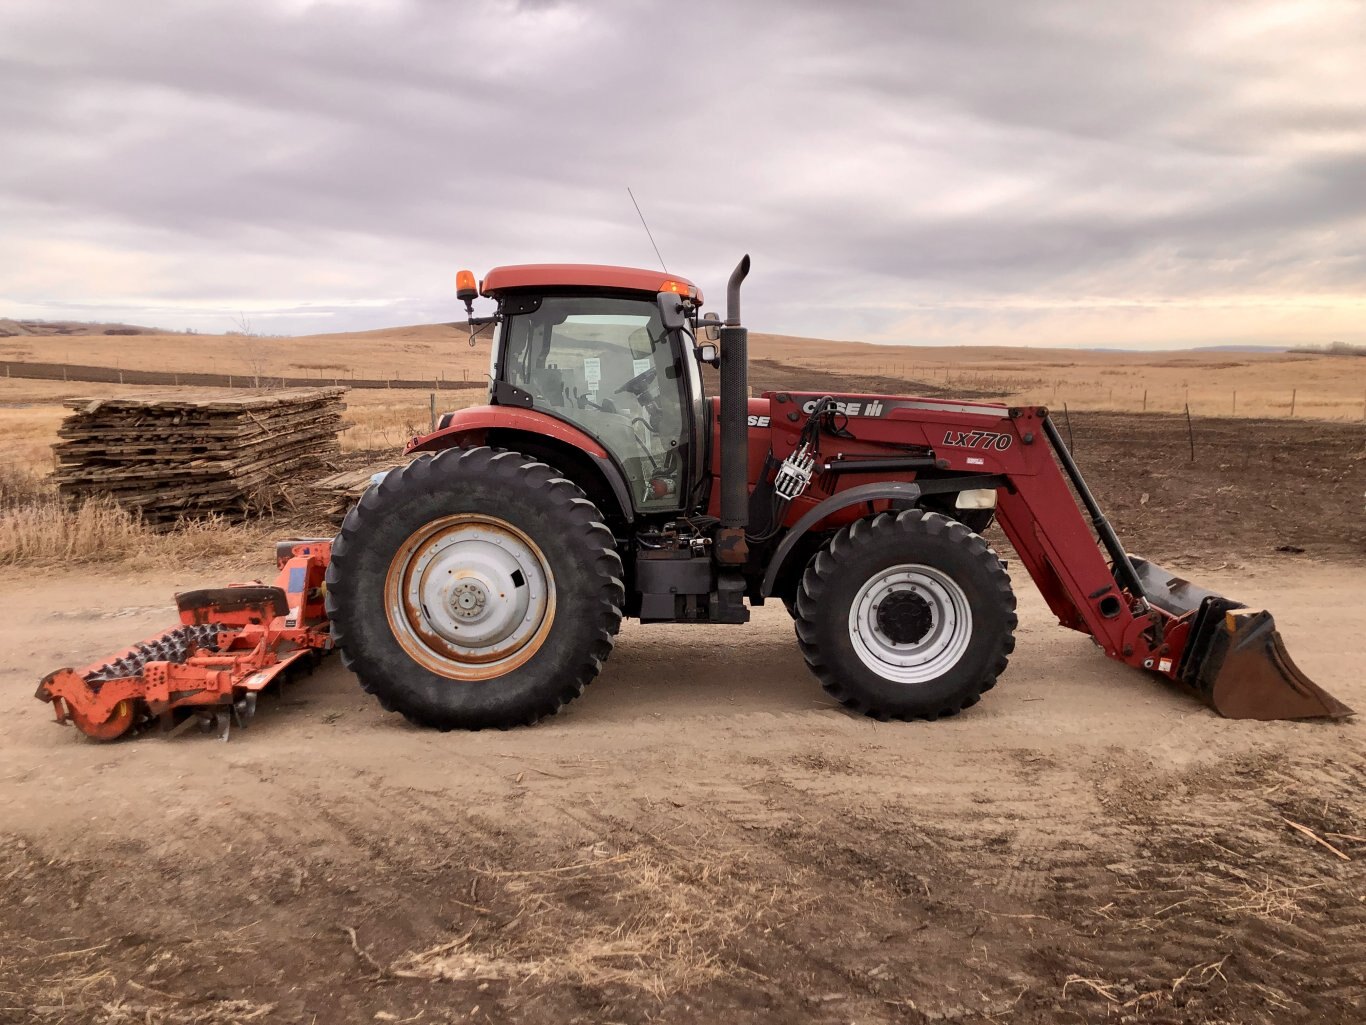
[313,465,391,524]
[52,388,348,524]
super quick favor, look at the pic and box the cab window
[500,295,687,512]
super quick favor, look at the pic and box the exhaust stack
[716,254,751,565]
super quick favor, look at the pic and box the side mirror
[701,310,721,341]
[657,291,687,331]
[696,342,720,366]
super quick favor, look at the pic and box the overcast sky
[2,0,1364,348]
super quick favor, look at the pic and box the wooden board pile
[313,465,389,524]
[52,388,348,524]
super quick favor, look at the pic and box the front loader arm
[989,408,1142,654]
[966,405,1348,720]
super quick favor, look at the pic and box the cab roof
[480,263,703,304]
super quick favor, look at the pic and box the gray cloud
[1,0,1363,346]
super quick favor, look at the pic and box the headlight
[955,488,997,510]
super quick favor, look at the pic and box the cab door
[496,293,692,514]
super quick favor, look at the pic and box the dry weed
[341,389,482,452]
[0,467,270,569]
[392,843,786,997]
[1224,877,1324,922]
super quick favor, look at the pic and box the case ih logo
[801,398,888,417]
[942,430,1013,451]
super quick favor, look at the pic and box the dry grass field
[3,324,1365,419]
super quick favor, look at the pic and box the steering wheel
[615,366,657,398]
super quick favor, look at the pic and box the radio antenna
[627,186,668,272]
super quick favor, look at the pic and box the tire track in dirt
[1045,752,1366,1022]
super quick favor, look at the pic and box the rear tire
[326,447,624,730]
[795,510,1015,720]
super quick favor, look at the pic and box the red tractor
[321,257,1346,730]
[37,257,1349,738]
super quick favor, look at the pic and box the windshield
[500,295,687,512]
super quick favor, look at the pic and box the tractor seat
[530,367,568,404]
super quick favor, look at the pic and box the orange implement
[35,540,333,741]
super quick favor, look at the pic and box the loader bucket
[1178,598,1352,720]
[1131,558,1352,721]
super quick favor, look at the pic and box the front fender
[760,482,925,596]
[760,476,1009,596]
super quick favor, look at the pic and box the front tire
[795,510,1015,720]
[326,447,624,730]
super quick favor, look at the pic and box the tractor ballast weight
[35,257,1350,739]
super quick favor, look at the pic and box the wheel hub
[385,515,555,680]
[875,590,934,645]
[847,564,973,684]
[450,580,490,620]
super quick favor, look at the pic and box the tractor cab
[466,265,711,517]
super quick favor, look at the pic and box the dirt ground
[2,550,1363,1024]
[1048,412,1366,563]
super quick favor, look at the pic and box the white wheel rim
[384,514,555,681]
[847,564,972,683]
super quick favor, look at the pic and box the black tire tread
[325,446,623,730]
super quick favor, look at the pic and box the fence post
[1062,402,1075,453]
[1290,388,1296,417]
[1142,388,1147,412]
[1184,403,1195,461]
[430,392,437,432]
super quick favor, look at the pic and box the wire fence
[5,357,1364,421]
[0,360,484,393]
[866,363,1366,421]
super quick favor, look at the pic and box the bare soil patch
[1060,411,1365,562]
[1,557,1363,1024]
